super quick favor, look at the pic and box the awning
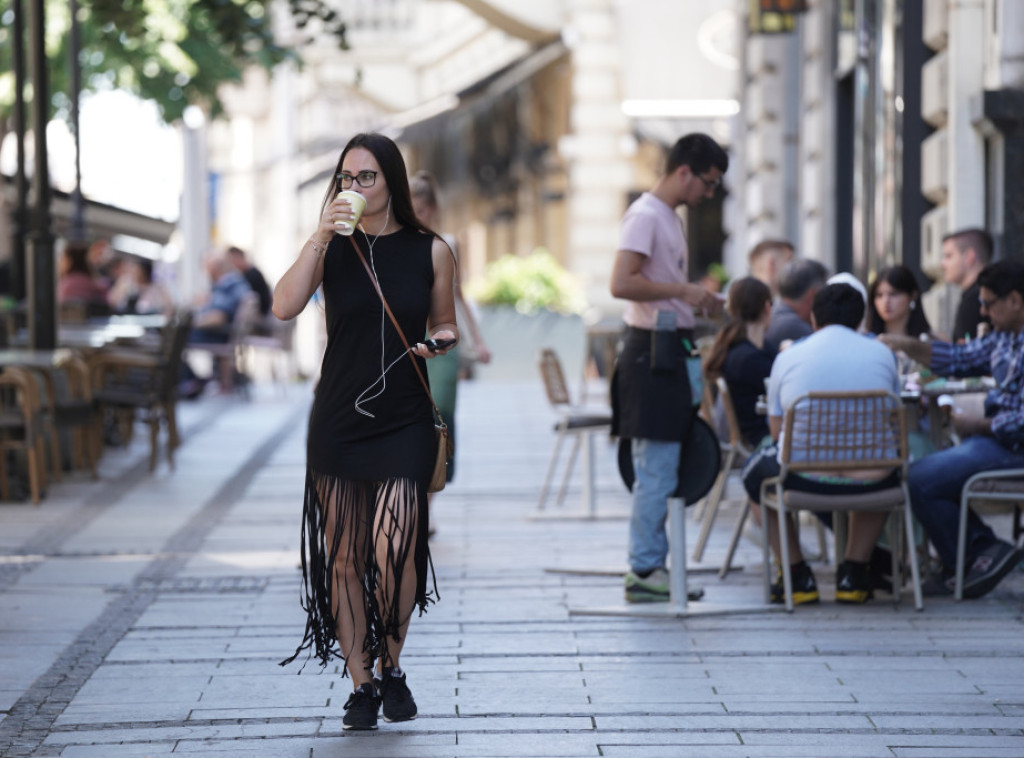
[395,37,567,142]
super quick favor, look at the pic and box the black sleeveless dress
[283,227,438,671]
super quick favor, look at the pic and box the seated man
[880,259,1024,598]
[742,283,901,605]
[764,258,829,351]
[180,249,253,398]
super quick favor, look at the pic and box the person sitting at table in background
[941,227,993,343]
[878,259,1024,598]
[107,255,174,316]
[227,245,272,321]
[867,264,934,373]
[703,276,775,449]
[764,258,829,351]
[748,239,794,299]
[741,282,902,605]
[179,249,253,399]
[58,241,110,317]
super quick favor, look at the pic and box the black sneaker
[375,667,417,723]
[962,541,1023,599]
[769,562,820,605]
[835,560,873,604]
[342,682,380,730]
[869,545,894,594]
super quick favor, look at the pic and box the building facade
[735,0,1024,337]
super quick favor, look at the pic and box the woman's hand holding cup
[332,191,367,236]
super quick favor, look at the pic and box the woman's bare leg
[372,479,420,673]
[321,481,374,688]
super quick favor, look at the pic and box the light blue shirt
[767,325,900,460]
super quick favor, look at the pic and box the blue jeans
[629,438,680,574]
[908,436,1024,569]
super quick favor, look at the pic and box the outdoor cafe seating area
[539,317,1024,610]
[0,307,191,503]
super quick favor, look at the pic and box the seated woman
[108,256,174,316]
[867,265,934,374]
[703,276,775,450]
[58,241,109,317]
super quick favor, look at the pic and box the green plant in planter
[467,249,584,314]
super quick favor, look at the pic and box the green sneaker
[625,567,670,603]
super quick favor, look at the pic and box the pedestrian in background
[409,170,491,516]
[274,133,457,731]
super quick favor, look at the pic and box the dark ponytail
[704,277,772,379]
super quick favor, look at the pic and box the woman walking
[274,133,457,730]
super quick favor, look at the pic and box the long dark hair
[867,265,932,337]
[321,133,435,238]
[704,277,772,378]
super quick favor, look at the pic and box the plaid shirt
[930,329,1024,450]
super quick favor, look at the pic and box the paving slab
[1,380,1024,757]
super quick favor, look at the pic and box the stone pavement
[1,378,1023,757]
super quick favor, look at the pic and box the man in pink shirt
[610,133,728,602]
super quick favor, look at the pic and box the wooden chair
[536,348,612,510]
[712,378,830,578]
[52,354,100,478]
[955,469,1024,600]
[0,366,47,503]
[90,310,193,471]
[761,390,923,611]
[692,376,754,563]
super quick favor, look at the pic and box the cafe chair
[186,292,261,396]
[692,377,753,563]
[761,390,923,612]
[536,348,612,510]
[0,366,47,503]
[53,354,100,478]
[23,367,63,485]
[243,314,298,394]
[90,310,192,471]
[955,469,1024,600]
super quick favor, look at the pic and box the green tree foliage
[0,0,347,124]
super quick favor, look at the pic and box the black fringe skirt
[280,468,437,672]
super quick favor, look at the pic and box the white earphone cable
[354,196,395,418]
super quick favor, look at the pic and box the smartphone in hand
[424,337,457,352]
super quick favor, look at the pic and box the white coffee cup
[334,190,367,236]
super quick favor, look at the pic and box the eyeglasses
[979,294,1003,310]
[337,170,378,189]
[696,174,722,191]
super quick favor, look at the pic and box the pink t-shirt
[617,192,694,330]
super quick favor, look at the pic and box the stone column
[945,0,986,228]
[565,0,632,315]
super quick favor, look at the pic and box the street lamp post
[69,0,85,242]
[27,0,56,350]
[11,0,28,302]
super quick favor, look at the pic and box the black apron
[611,325,696,443]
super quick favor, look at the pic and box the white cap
[827,272,867,303]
